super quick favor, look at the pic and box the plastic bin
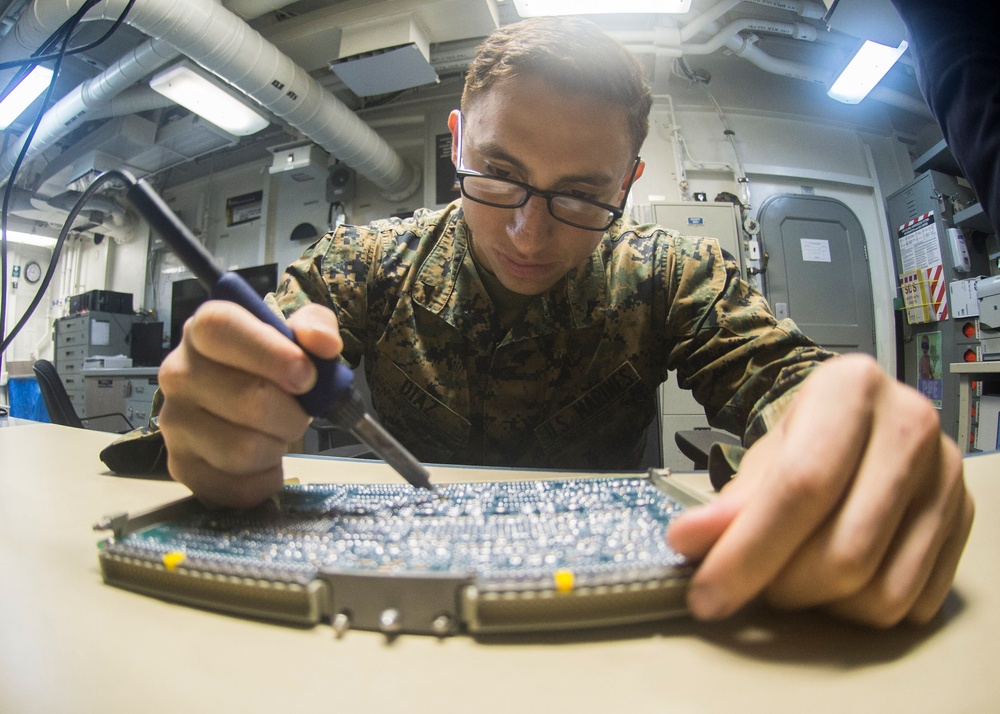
[7,375,50,422]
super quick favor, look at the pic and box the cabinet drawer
[67,390,87,413]
[58,330,88,348]
[58,315,88,334]
[56,345,88,364]
[60,359,85,376]
[61,374,86,391]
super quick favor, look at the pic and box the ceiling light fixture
[0,65,54,130]
[827,39,908,104]
[2,230,57,249]
[513,0,691,15]
[149,64,269,136]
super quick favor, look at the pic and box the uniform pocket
[369,357,471,463]
[534,362,656,469]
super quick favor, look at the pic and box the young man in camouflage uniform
[153,17,973,627]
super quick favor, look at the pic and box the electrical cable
[700,83,752,208]
[0,0,136,72]
[0,11,77,369]
[327,201,346,231]
[0,0,134,371]
[669,56,752,208]
[0,0,100,98]
[0,171,128,353]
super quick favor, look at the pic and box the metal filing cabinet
[53,311,135,418]
[83,368,159,428]
[886,170,991,446]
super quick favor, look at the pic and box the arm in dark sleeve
[890,0,1000,234]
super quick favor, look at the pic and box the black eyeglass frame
[453,111,641,232]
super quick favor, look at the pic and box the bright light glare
[0,66,54,130]
[150,65,269,136]
[513,0,691,15]
[2,230,57,248]
[827,40,909,104]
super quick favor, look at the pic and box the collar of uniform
[503,246,607,344]
[411,206,495,341]
[411,206,607,340]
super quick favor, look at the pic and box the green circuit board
[98,474,700,634]
[106,477,688,589]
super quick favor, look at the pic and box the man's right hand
[157,300,343,508]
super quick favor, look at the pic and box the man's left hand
[667,354,975,627]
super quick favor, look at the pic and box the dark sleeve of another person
[890,0,1000,235]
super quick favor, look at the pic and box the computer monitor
[130,321,165,366]
[169,263,279,351]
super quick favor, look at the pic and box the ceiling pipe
[618,18,817,54]
[623,17,816,59]
[687,19,816,54]
[679,18,818,55]
[13,185,143,244]
[679,0,826,43]
[5,0,419,199]
[867,85,933,119]
[724,31,829,84]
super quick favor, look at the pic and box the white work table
[1,423,998,713]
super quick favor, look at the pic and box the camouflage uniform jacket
[271,201,834,470]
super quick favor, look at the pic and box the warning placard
[897,213,948,323]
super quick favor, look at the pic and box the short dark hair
[462,16,652,156]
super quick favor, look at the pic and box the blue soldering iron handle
[211,272,354,418]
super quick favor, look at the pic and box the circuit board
[97,472,701,636]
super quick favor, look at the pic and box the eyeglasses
[453,111,640,232]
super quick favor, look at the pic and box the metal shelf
[955,202,993,234]
[913,139,963,176]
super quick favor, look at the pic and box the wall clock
[24,260,42,284]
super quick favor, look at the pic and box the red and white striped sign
[926,263,949,321]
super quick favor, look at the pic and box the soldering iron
[95,170,434,492]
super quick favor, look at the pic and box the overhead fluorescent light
[513,0,691,14]
[3,230,57,249]
[0,66,54,130]
[150,64,269,136]
[827,39,908,104]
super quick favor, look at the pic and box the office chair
[674,428,741,470]
[32,360,135,433]
[309,415,374,457]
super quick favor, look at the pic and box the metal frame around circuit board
[95,469,704,637]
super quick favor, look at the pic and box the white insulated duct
[0,38,180,181]
[82,84,174,120]
[7,0,419,198]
